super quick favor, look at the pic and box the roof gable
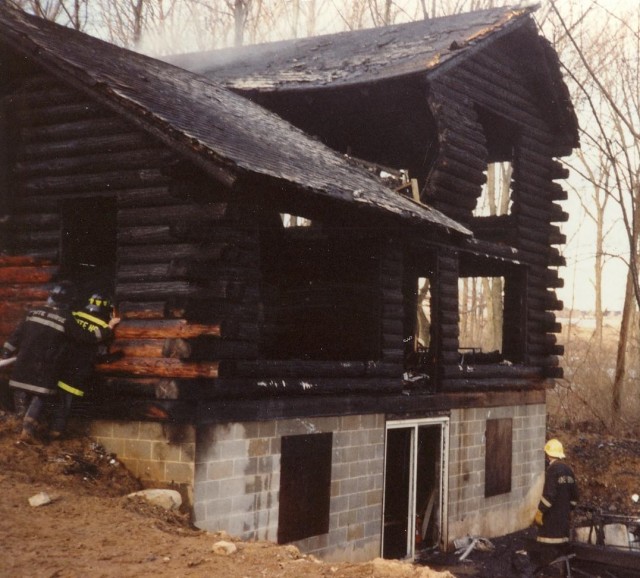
[167,5,578,147]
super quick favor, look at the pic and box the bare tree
[547,0,640,418]
[10,0,88,29]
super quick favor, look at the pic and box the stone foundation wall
[447,403,546,543]
[89,420,196,499]
[193,414,385,563]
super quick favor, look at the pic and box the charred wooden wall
[0,67,407,410]
[0,70,260,405]
[424,38,567,388]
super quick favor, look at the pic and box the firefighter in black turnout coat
[0,282,99,443]
[532,438,579,574]
[50,293,120,439]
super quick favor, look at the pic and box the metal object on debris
[459,538,479,561]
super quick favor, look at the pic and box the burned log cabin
[0,3,578,564]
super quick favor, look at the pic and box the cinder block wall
[447,403,546,542]
[89,420,196,494]
[193,414,385,563]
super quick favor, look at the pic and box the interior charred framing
[0,3,578,563]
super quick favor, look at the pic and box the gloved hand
[534,510,544,526]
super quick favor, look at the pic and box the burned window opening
[260,220,381,361]
[474,161,513,218]
[458,258,527,365]
[280,213,312,228]
[403,253,436,381]
[459,275,505,363]
[60,197,117,299]
[474,108,519,221]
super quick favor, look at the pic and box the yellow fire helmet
[544,438,565,459]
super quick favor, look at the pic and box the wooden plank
[0,265,57,284]
[15,148,172,177]
[22,168,169,195]
[96,356,219,378]
[113,319,221,339]
[18,132,152,161]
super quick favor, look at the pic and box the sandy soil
[1,411,639,578]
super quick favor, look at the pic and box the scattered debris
[126,488,182,511]
[28,491,52,507]
[212,540,237,556]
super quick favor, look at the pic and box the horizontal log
[117,263,189,283]
[430,172,482,206]
[96,356,218,379]
[111,339,166,358]
[12,229,59,247]
[18,132,154,162]
[118,226,174,246]
[9,213,59,229]
[118,301,184,320]
[443,72,546,138]
[114,319,220,339]
[117,243,235,264]
[543,367,564,379]
[117,203,228,226]
[440,363,543,379]
[382,333,403,348]
[13,86,87,109]
[440,378,541,390]
[11,186,173,213]
[437,139,487,173]
[224,359,370,378]
[15,101,109,127]
[434,155,487,186]
[122,376,402,398]
[116,281,195,300]
[381,349,404,363]
[0,266,57,284]
[0,285,49,301]
[0,255,54,267]
[22,168,169,195]
[19,117,132,144]
[15,248,59,262]
[15,148,172,178]
[382,319,403,335]
[173,337,259,360]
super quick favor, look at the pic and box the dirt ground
[1,412,640,578]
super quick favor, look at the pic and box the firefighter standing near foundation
[532,438,579,575]
[50,293,120,440]
[0,281,88,443]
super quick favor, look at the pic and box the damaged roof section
[167,5,578,149]
[0,4,470,236]
[167,6,537,90]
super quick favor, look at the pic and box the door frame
[382,416,449,560]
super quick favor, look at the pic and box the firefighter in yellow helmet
[531,438,579,574]
[49,293,120,440]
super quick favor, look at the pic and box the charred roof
[0,4,469,236]
[168,6,537,90]
[167,5,578,149]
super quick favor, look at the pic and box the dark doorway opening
[383,420,447,560]
[60,197,117,301]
